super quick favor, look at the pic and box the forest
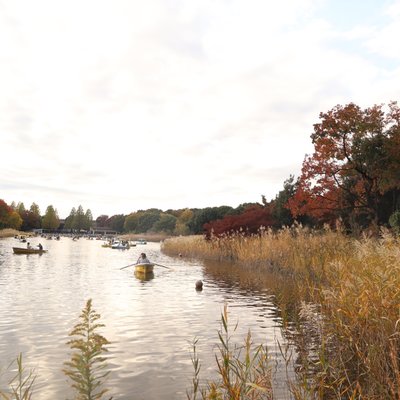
[1,101,400,236]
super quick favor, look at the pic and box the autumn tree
[203,204,274,237]
[0,200,22,229]
[19,202,42,231]
[96,215,109,228]
[42,205,60,230]
[174,208,193,235]
[288,102,400,228]
[188,206,235,234]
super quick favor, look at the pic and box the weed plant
[63,299,111,400]
[187,305,273,400]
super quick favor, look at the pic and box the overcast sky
[1,0,399,218]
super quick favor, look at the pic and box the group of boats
[11,235,155,279]
[102,238,147,249]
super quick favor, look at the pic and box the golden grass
[163,227,400,399]
[162,226,351,281]
[0,229,32,238]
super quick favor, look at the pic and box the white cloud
[0,0,398,218]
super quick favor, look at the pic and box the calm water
[0,237,292,399]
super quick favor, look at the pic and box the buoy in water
[195,280,203,291]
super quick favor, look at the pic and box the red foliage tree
[0,199,12,229]
[288,102,400,227]
[0,199,22,229]
[203,204,275,237]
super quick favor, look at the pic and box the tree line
[1,101,399,236]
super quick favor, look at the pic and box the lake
[0,236,293,399]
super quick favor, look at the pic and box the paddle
[120,262,172,270]
[120,263,136,270]
[154,263,172,270]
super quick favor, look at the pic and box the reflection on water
[0,237,294,399]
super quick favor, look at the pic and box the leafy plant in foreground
[63,299,111,400]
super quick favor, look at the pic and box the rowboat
[134,270,154,281]
[13,247,48,255]
[135,262,154,274]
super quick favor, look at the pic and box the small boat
[111,241,130,250]
[136,239,147,245]
[134,270,154,281]
[13,247,48,255]
[135,262,154,274]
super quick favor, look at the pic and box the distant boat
[136,239,147,245]
[13,247,47,255]
[111,241,130,250]
[134,262,154,274]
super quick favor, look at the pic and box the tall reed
[163,226,400,398]
[0,354,35,400]
[162,225,352,281]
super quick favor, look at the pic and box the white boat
[111,241,130,250]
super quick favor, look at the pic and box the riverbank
[119,232,171,242]
[0,228,34,238]
[162,227,400,399]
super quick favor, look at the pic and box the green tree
[16,202,25,216]
[389,210,400,235]
[136,209,161,233]
[153,213,177,234]
[42,205,60,230]
[72,205,86,231]
[64,207,76,230]
[107,214,125,233]
[270,175,296,228]
[84,209,93,231]
[124,212,140,232]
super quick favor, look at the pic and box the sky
[1,0,400,219]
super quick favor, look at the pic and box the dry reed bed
[162,228,400,399]
[0,228,32,238]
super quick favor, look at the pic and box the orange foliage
[288,102,400,226]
